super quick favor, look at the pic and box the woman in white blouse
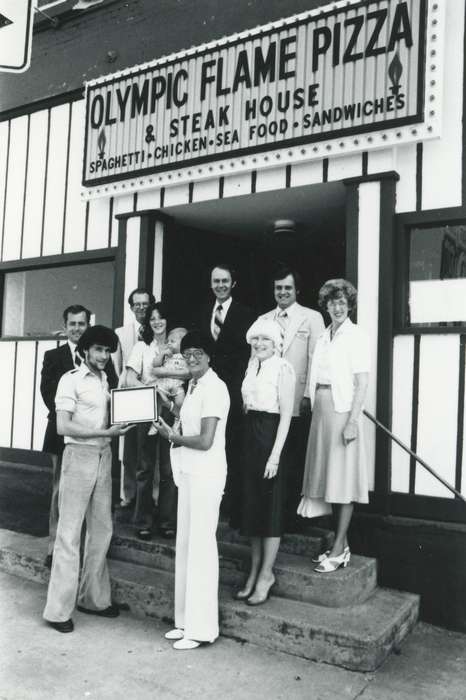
[298,279,370,573]
[125,302,168,539]
[235,319,295,605]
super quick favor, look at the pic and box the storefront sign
[83,0,428,187]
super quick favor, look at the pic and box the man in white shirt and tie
[40,305,118,568]
[257,267,325,529]
[113,287,155,508]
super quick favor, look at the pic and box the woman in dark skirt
[235,319,295,605]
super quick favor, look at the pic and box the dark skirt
[238,410,286,538]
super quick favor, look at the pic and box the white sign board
[0,0,33,73]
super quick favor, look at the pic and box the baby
[148,327,188,435]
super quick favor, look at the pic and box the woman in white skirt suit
[298,279,370,573]
[156,330,230,649]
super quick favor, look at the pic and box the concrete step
[110,526,377,607]
[0,529,419,672]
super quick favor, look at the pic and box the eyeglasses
[132,303,149,309]
[182,350,205,360]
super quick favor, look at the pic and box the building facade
[0,0,465,629]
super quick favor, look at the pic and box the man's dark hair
[141,302,169,345]
[271,266,302,293]
[210,263,237,284]
[77,325,119,355]
[127,288,156,307]
[63,305,91,325]
[180,329,215,359]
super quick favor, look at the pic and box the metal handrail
[363,410,466,504]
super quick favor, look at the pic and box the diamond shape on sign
[0,12,12,29]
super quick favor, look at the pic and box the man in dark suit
[198,264,255,522]
[41,305,117,568]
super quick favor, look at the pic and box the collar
[327,317,354,339]
[213,296,233,314]
[67,340,77,353]
[275,301,298,318]
[189,367,213,389]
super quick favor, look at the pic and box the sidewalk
[1,570,465,700]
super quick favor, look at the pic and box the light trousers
[43,443,113,623]
[175,468,225,642]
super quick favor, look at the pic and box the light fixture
[72,0,105,10]
[273,220,296,235]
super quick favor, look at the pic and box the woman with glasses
[156,329,230,650]
[125,301,172,539]
[234,318,295,605]
[298,279,370,573]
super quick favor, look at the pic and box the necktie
[138,325,144,341]
[189,378,198,394]
[212,304,223,341]
[277,310,288,356]
[74,351,82,367]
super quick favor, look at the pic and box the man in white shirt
[113,287,155,507]
[257,267,325,529]
[43,325,134,633]
[40,305,118,568]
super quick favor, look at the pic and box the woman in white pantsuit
[156,329,230,650]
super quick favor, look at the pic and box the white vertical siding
[255,166,286,192]
[367,149,394,175]
[87,197,111,250]
[421,0,463,209]
[123,217,140,325]
[327,154,362,181]
[137,188,162,210]
[163,183,190,207]
[223,173,251,198]
[391,335,415,494]
[11,342,37,449]
[357,182,380,491]
[153,220,164,302]
[63,100,87,254]
[0,342,16,447]
[290,160,324,187]
[416,335,459,498]
[42,104,70,256]
[111,194,134,247]
[2,116,28,262]
[0,122,9,249]
[22,111,49,260]
[192,179,219,203]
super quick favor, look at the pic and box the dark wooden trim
[61,102,73,255]
[344,183,359,289]
[343,170,400,186]
[456,335,466,492]
[218,176,224,199]
[30,341,39,450]
[0,272,5,336]
[9,342,18,448]
[138,215,155,292]
[462,0,466,207]
[107,197,114,248]
[390,493,466,524]
[395,205,466,226]
[373,177,397,505]
[0,446,52,469]
[133,193,138,212]
[409,335,421,494]
[188,182,194,203]
[322,158,328,183]
[251,170,257,194]
[160,187,165,208]
[395,325,466,335]
[361,151,368,176]
[39,110,51,257]
[416,143,423,212]
[0,247,117,272]
[1,121,11,262]
[394,213,410,330]
[113,219,127,328]
[0,89,84,124]
[19,114,31,260]
[285,165,291,188]
[83,201,90,251]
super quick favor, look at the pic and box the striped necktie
[74,351,82,367]
[277,310,288,356]
[212,304,223,341]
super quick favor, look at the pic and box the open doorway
[160,181,346,326]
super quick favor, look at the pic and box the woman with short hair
[156,329,230,650]
[234,319,295,605]
[298,279,370,573]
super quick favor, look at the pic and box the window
[407,223,466,327]
[2,259,115,338]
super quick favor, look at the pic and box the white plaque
[111,386,158,424]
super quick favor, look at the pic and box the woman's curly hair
[318,279,358,314]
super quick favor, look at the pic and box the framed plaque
[111,386,158,424]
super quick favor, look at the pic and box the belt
[316,383,331,390]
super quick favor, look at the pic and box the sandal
[314,549,350,573]
[137,529,152,541]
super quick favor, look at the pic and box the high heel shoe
[233,580,256,601]
[314,549,351,573]
[311,545,349,565]
[246,577,275,606]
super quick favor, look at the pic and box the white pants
[174,469,225,642]
[43,443,113,622]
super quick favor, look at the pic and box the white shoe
[173,638,201,650]
[164,628,184,640]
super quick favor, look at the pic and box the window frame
[394,207,466,334]
[0,247,118,341]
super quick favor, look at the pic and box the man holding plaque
[43,325,134,634]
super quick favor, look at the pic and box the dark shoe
[77,603,120,618]
[47,619,74,633]
[44,554,53,569]
[137,529,152,541]
[159,528,176,539]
